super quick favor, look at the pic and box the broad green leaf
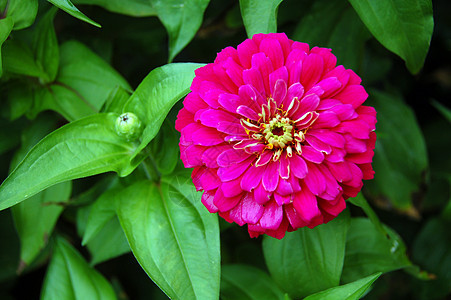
[239,0,283,38]
[304,272,382,300]
[150,0,210,62]
[292,1,369,70]
[2,39,46,78]
[46,0,101,27]
[33,8,59,83]
[82,188,119,245]
[411,218,451,299]
[123,63,204,162]
[149,119,179,175]
[0,16,14,77]
[221,264,286,300]
[57,41,131,114]
[365,90,428,210]
[0,113,139,211]
[263,210,350,299]
[6,0,38,30]
[102,86,131,114]
[341,218,411,283]
[12,182,71,266]
[116,177,220,300]
[348,193,387,237]
[348,0,433,74]
[73,0,156,17]
[41,237,116,300]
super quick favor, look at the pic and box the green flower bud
[115,112,143,141]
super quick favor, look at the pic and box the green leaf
[149,119,179,175]
[348,0,434,74]
[33,8,59,83]
[304,272,382,300]
[263,210,350,299]
[82,188,120,245]
[123,63,204,162]
[6,81,33,120]
[12,182,71,266]
[2,39,46,78]
[239,0,283,38]
[150,0,210,62]
[116,177,220,300]
[221,264,286,300]
[102,86,131,114]
[431,99,451,124]
[348,193,387,237]
[57,40,131,114]
[0,209,21,282]
[0,16,14,77]
[341,218,411,283]
[0,113,139,211]
[46,0,101,27]
[41,237,116,300]
[73,0,156,17]
[6,0,38,30]
[365,90,428,210]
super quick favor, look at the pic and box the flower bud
[115,112,143,141]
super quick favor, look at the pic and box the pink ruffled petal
[274,193,292,206]
[303,163,327,196]
[301,146,325,164]
[214,188,242,212]
[334,85,368,108]
[241,163,265,192]
[308,129,345,148]
[254,182,272,204]
[290,154,308,179]
[326,161,353,183]
[200,169,221,191]
[259,201,283,230]
[313,111,340,128]
[305,135,332,154]
[251,52,274,94]
[175,108,194,132]
[202,144,232,168]
[293,187,322,223]
[217,156,253,181]
[260,38,285,70]
[242,67,265,95]
[224,57,244,87]
[300,53,324,91]
[236,105,260,121]
[262,161,280,192]
[217,148,251,167]
[241,193,264,224]
[220,176,244,197]
[285,204,307,229]
[237,38,259,68]
[201,191,219,213]
[191,126,226,146]
[276,178,293,196]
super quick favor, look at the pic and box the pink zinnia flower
[175,33,376,239]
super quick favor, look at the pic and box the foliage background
[0,0,450,299]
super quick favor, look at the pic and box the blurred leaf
[150,0,210,62]
[57,40,131,113]
[304,272,382,300]
[149,119,179,175]
[102,86,131,114]
[82,188,119,245]
[46,0,101,27]
[366,90,428,210]
[2,39,46,78]
[0,113,139,211]
[33,8,59,83]
[342,218,411,283]
[0,16,14,77]
[411,218,451,299]
[86,217,130,266]
[12,182,71,267]
[6,81,33,120]
[123,63,204,163]
[348,193,387,237]
[348,0,433,74]
[292,1,369,70]
[6,0,38,30]
[263,210,350,299]
[239,0,283,38]
[41,237,116,300]
[73,0,156,17]
[116,177,220,300]
[220,264,286,300]
[0,117,22,155]
[431,99,451,124]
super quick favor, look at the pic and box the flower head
[176,33,376,239]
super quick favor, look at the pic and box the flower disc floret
[176,33,377,239]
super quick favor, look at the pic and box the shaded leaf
[342,218,411,283]
[239,0,283,38]
[149,119,179,175]
[41,237,116,300]
[431,99,451,124]
[263,210,350,298]
[0,16,14,77]
[47,0,101,27]
[73,0,156,17]
[304,272,381,300]
[348,0,434,74]
[221,264,286,300]
[6,0,38,30]
[0,113,139,211]
[366,90,428,210]
[2,39,46,78]
[116,177,220,300]
[150,0,210,62]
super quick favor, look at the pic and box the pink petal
[262,161,280,192]
[213,63,238,93]
[285,203,307,229]
[241,163,265,192]
[276,178,293,196]
[254,182,272,204]
[217,148,252,167]
[288,60,303,86]
[224,57,244,87]
[239,84,265,108]
[301,146,325,163]
[237,105,260,121]
[218,93,242,113]
[175,108,194,132]
[255,150,273,167]
[202,144,232,168]
[360,163,375,180]
[315,77,342,98]
[334,85,368,108]
[347,149,374,164]
[313,111,340,128]
[335,120,370,139]
[279,155,290,179]
[259,38,285,70]
[259,201,283,230]
[303,163,327,196]
[308,129,345,148]
[293,94,320,119]
[183,92,209,114]
[250,52,274,94]
[237,38,259,69]
[290,154,308,179]
[242,67,265,95]
[182,145,206,167]
[326,161,353,183]
[217,157,253,181]
[191,126,225,146]
[241,193,264,224]
[201,191,219,213]
[270,77,288,107]
[214,188,242,212]
[293,187,322,223]
[274,193,292,206]
[200,169,221,191]
[317,164,342,199]
[199,109,236,128]
[284,82,304,109]
[214,46,238,64]
[300,53,324,91]
[305,135,332,154]
[319,196,346,217]
[220,176,244,197]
